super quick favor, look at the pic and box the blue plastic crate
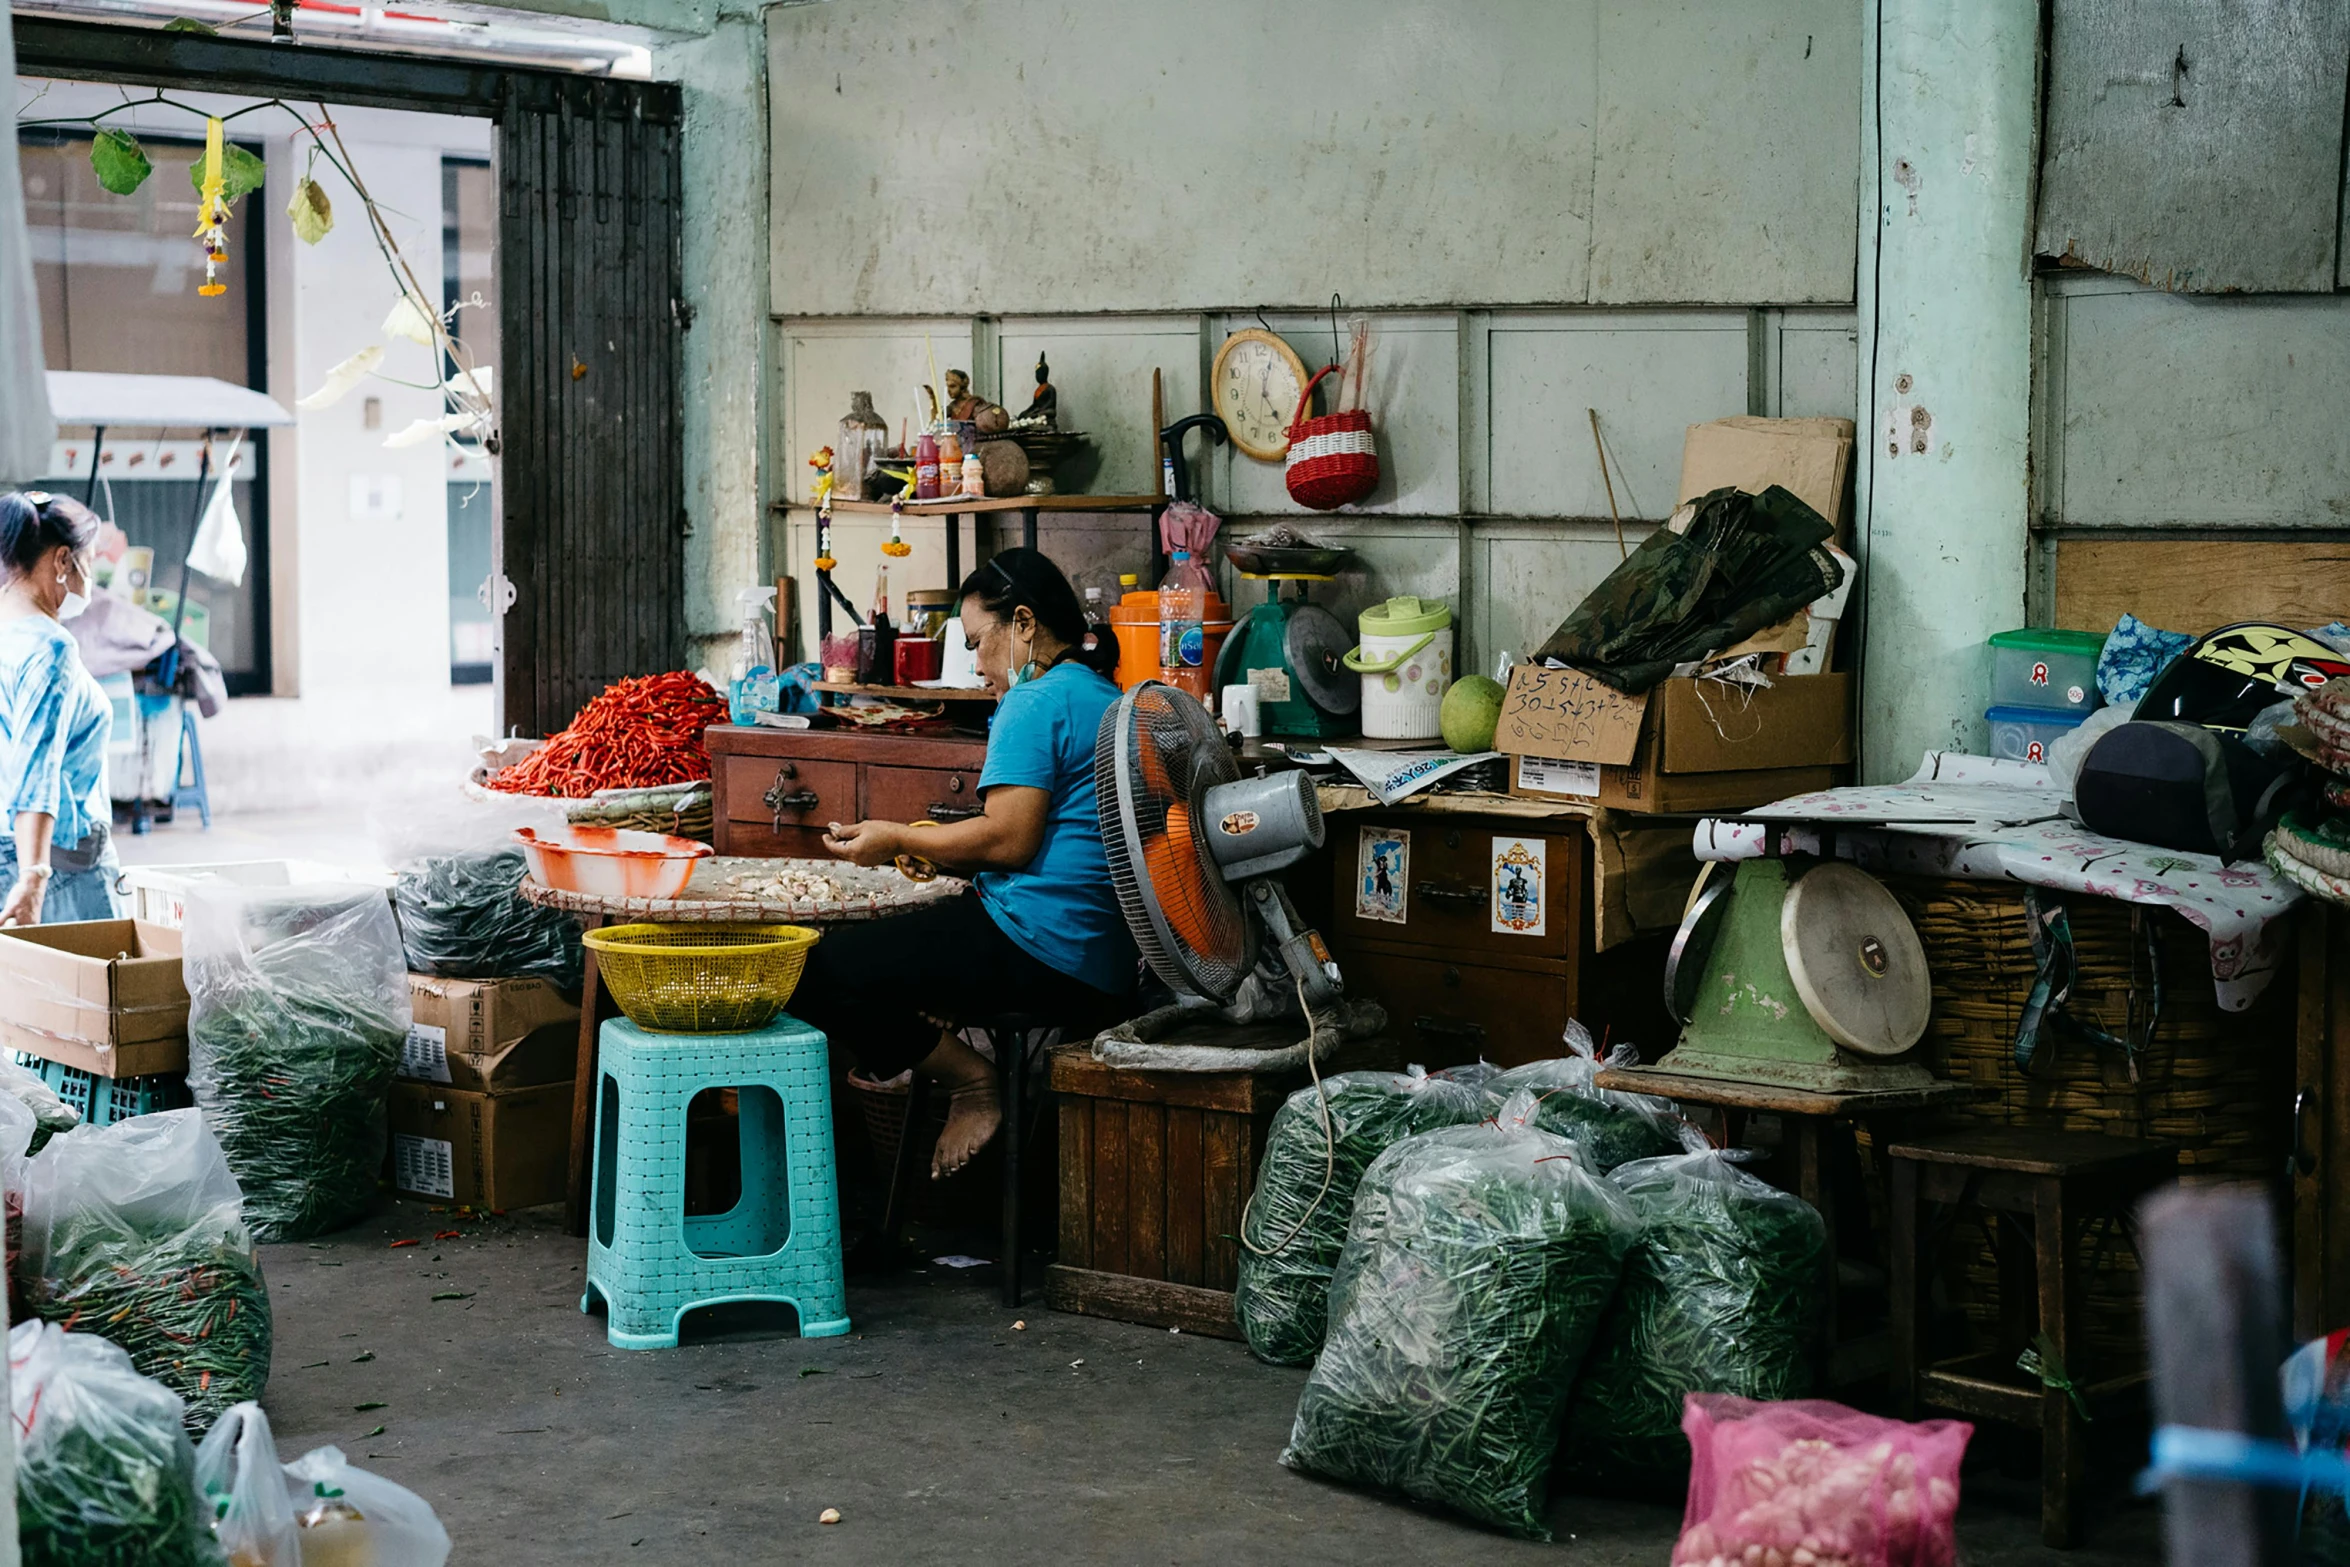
[11,1053,189,1128]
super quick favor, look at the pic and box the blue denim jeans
[0,830,123,923]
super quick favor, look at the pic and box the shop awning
[43,371,294,430]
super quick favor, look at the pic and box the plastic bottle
[1158,549,1210,696]
[960,451,985,497]
[728,586,778,724]
[915,429,941,500]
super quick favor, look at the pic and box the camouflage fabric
[1531,485,1844,693]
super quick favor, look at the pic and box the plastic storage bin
[1987,704,2088,765]
[1989,629,2105,712]
[13,1052,188,1127]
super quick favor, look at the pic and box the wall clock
[1211,328,1311,463]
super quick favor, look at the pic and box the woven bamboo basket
[1884,876,2294,1369]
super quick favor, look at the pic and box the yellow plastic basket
[581,923,822,1034]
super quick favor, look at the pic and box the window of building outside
[444,156,496,686]
[20,129,271,696]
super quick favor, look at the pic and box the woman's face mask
[55,549,91,621]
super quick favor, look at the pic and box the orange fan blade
[1142,800,1224,957]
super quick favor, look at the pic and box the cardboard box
[402,975,579,1094]
[0,920,187,1077]
[1497,667,1852,814]
[387,1081,570,1210]
[1679,416,1855,539]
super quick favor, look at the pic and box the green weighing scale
[1652,856,1937,1094]
[1213,543,1360,739]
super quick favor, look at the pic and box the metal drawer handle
[1420,883,1488,907]
[2294,1087,2317,1176]
[926,802,983,821]
[1413,1015,1486,1043]
[764,781,820,827]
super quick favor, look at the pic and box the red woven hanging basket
[1285,363,1378,511]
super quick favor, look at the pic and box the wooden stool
[1887,1125,2177,1548]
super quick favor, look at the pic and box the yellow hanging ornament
[193,118,231,298]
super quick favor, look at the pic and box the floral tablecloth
[1694,752,2303,1011]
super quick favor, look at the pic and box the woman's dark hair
[0,491,100,580]
[958,547,1120,679]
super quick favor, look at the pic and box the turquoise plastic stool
[582,1017,851,1349]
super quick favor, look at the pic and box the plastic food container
[1106,588,1233,692]
[1988,628,2105,712]
[1344,596,1454,740]
[513,825,712,900]
[1986,704,2088,765]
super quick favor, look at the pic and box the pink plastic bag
[1674,1395,1972,1567]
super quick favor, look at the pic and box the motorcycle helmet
[2136,621,2350,734]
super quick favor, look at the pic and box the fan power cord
[1237,963,1337,1259]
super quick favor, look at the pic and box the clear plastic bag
[185,882,410,1241]
[11,1318,226,1567]
[1485,1023,1683,1171]
[1674,1394,1971,1567]
[1236,1063,1495,1366]
[21,1108,271,1434]
[0,1054,81,1153]
[282,1445,451,1567]
[381,792,581,988]
[1281,1090,1639,1539]
[2284,1328,2350,1564]
[1567,1149,1827,1489]
[0,1086,35,1324]
[195,1403,298,1567]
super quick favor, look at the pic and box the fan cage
[1093,685,1255,999]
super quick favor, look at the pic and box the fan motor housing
[1202,772,1324,880]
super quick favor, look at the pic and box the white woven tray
[518,856,966,922]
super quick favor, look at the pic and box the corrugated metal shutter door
[496,77,684,737]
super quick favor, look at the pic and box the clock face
[1213,330,1308,462]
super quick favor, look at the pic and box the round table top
[519,856,967,923]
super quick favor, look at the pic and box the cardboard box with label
[388,1081,570,1209]
[1495,665,1850,813]
[402,975,579,1094]
[0,920,187,1077]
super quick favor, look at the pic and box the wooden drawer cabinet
[865,764,984,824]
[1329,812,1585,963]
[1340,941,1573,1066]
[707,725,991,857]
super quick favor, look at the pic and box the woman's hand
[0,872,45,928]
[822,820,903,868]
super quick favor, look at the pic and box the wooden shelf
[775,494,1166,515]
[812,680,997,703]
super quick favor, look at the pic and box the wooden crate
[1045,1049,1297,1339]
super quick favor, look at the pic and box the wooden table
[1597,1066,1983,1386]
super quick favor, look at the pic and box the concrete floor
[257,1202,2166,1565]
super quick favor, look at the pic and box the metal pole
[82,425,104,508]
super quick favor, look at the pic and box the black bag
[2073,719,2295,862]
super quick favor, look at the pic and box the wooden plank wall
[2052,538,2350,634]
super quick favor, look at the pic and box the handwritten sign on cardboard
[1492,665,1648,766]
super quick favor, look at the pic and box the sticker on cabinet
[1491,836,1546,936]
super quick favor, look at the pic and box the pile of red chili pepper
[487,671,727,798]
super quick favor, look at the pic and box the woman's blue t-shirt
[0,615,110,852]
[974,662,1135,995]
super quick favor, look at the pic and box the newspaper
[1325,746,1503,807]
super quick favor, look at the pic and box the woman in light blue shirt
[0,492,117,927]
[793,549,1136,1179]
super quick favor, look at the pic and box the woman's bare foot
[916,1035,1001,1179]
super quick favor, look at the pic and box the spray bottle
[729,586,779,724]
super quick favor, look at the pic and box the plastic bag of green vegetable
[1281,1089,1639,1539]
[22,1109,272,1435]
[186,882,410,1241]
[1486,1023,1682,1172]
[1236,1064,1495,1366]
[1566,1147,1826,1490]
[11,1318,227,1567]
[381,794,581,988]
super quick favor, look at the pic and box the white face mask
[57,588,88,621]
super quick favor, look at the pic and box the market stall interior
[12,5,2350,1563]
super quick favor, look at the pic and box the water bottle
[1158,549,1210,697]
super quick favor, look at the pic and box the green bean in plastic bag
[185,883,410,1242]
[12,1318,227,1567]
[1565,1147,1826,1490]
[1486,1023,1681,1172]
[1235,1064,1494,1366]
[1281,1090,1638,1539]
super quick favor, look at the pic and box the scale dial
[1211,329,1309,462]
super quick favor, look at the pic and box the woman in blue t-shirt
[0,492,117,927]
[794,549,1137,1178]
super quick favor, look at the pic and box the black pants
[788,890,1133,1079]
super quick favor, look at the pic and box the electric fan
[1095,681,1342,1015]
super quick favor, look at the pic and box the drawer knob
[765,782,820,821]
[948,775,965,794]
[1443,966,1460,987]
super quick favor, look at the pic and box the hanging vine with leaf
[14,90,496,454]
